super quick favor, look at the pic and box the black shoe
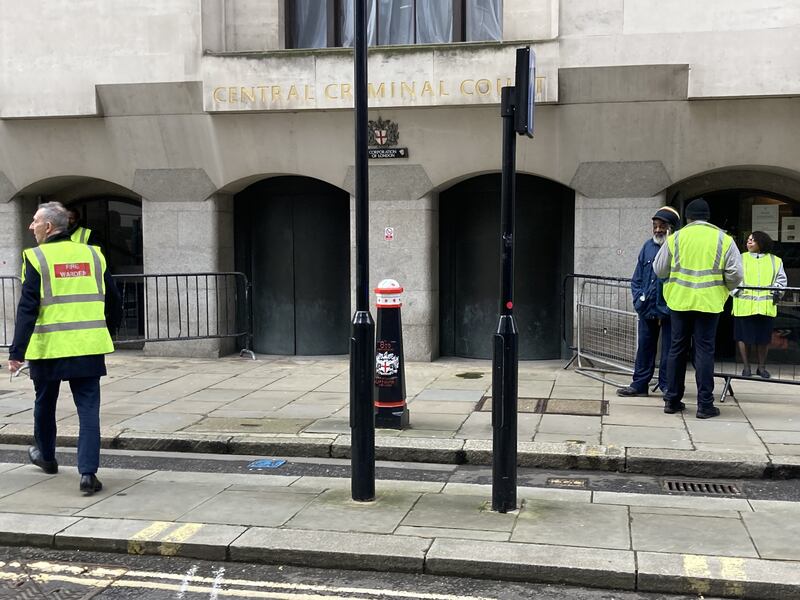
[28,446,58,474]
[756,368,771,379]
[696,406,721,419]
[79,474,102,496]
[616,386,648,397]
[664,401,686,414]
[742,368,752,377]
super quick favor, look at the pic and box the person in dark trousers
[617,206,681,397]
[7,202,121,495]
[654,198,743,419]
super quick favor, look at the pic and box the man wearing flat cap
[617,206,681,398]
[654,198,743,418]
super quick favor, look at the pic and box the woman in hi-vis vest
[732,231,787,378]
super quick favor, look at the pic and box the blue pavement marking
[248,459,287,469]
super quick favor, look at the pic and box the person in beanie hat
[653,198,743,419]
[616,206,680,397]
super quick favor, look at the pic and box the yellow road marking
[720,556,746,596]
[682,554,712,596]
[162,522,204,543]
[130,521,173,540]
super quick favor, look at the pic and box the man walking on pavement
[617,206,680,398]
[654,197,743,418]
[7,201,121,495]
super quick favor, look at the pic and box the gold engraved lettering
[496,77,512,96]
[324,83,339,99]
[304,84,315,100]
[460,79,474,95]
[288,84,300,100]
[391,81,396,97]
[228,87,238,103]
[271,86,282,101]
[438,80,449,96]
[475,79,491,95]
[368,82,386,98]
[212,87,226,103]
[421,80,434,96]
[258,86,269,102]
[401,81,416,97]
[341,83,353,100]
[240,87,256,103]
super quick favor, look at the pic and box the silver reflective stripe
[714,230,724,270]
[769,254,776,284]
[673,231,680,269]
[666,278,725,289]
[33,320,108,334]
[671,266,723,277]
[87,245,104,294]
[737,294,772,301]
[80,228,89,243]
[32,247,53,300]
[40,293,105,307]
[670,225,725,279]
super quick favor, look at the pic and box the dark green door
[236,177,350,355]
[440,174,574,359]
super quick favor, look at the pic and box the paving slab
[0,512,80,547]
[602,425,692,450]
[425,538,636,590]
[630,513,758,557]
[55,517,246,561]
[636,552,800,600]
[603,405,685,428]
[229,435,333,457]
[284,488,421,534]
[512,499,630,549]
[742,512,800,560]
[537,414,601,435]
[593,491,752,513]
[395,525,509,541]
[401,493,515,532]
[178,489,318,527]
[115,412,204,432]
[412,389,485,402]
[230,527,430,572]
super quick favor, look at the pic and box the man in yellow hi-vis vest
[654,198,743,419]
[7,202,121,495]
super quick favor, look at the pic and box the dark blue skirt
[733,315,774,345]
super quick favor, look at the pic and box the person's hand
[7,360,23,374]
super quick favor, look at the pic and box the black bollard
[374,279,409,429]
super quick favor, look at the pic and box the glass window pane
[378,0,414,45]
[339,0,377,47]
[467,0,502,41]
[292,0,328,48]
[416,0,453,44]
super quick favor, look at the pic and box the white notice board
[752,205,780,239]
[782,217,800,243]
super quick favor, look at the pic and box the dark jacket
[8,231,122,381]
[631,238,670,320]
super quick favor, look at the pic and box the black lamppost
[492,47,535,513]
[350,0,376,502]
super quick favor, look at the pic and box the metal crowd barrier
[562,273,638,386]
[112,272,255,359]
[714,285,800,402]
[0,276,22,350]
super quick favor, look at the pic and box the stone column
[571,161,672,276]
[132,169,237,357]
[346,165,437,361]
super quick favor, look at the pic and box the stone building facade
[1,0,799,360]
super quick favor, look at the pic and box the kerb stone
[637,551,800,600]
[112,432,232,454]
[425,538,636,590]
[626,448,768,478]
[228,435,333,457]
[0,512,79,547]
[230,527,430,572]
[332,435,465,463]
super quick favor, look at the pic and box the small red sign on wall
[54,263,91,278]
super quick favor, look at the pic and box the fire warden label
[54,263,91,278]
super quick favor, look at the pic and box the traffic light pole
[492,86,519,513]
[350,0,375,502]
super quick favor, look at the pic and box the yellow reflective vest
[21,240,114,360]
[663,222,733,313]
[70,226,91,244]
[732,253,782,318]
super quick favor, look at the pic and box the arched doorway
[234,176,350,355]
[439,173,574,360]
[672,185,800,363]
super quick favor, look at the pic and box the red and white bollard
[374,279,409,429]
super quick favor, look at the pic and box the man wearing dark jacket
[7,202,122,495]
[617,206,681,397]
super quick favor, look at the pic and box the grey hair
[37,201,69,232]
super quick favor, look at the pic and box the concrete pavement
[1,456,799,598]
[0,351,799,478]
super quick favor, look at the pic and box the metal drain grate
[663,479,742,495]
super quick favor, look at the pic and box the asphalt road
[0,545,721,600]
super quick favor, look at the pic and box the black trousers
[663,311,720,408]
